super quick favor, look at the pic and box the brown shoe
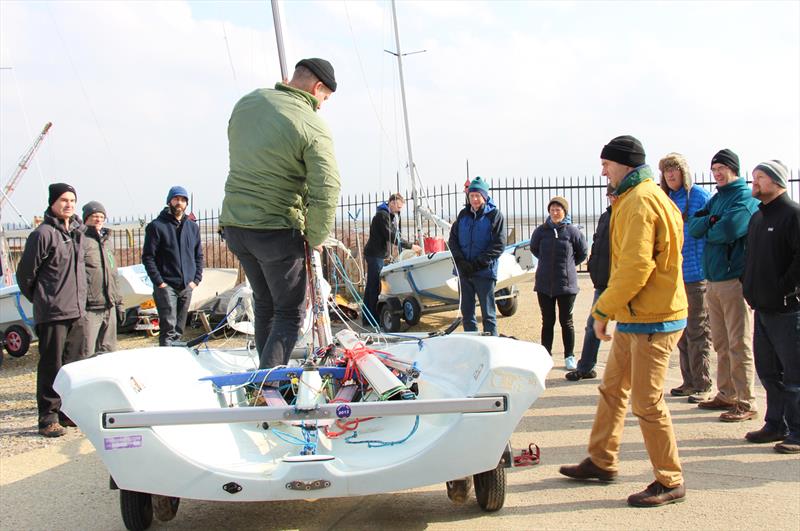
[38,423,66,438]
[697,396,735,410]
[58,415,77,428]
[627,481,686,507]
[745,426,788,443]
[669,385,694,397]
[559,457,617,482]
[720,404,757,422]
[774,441,800,454]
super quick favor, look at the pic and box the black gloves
[694,209,709,218]
[455,258,475,277]
[116,305,126,325]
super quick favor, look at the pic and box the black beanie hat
[48,183,77,206]
[82,201,107,221]
[296,58,337,92]
[711,148,740,176]
[600,135,646,167]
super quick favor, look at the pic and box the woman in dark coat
[530,196,588,369]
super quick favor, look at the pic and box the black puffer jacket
[531,217,588,297]
[587,207,612,290]
[16,211,87,323]
[84,226,122,311]
[743,193,800,313]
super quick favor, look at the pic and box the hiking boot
[687,389,711,404]
[697,396,735,410]
[564,356,577,370]
[566,369,597,381]
[559,457,617,482]
[670,385,694,397]
[745,426,788,444]
[627,481,686,507]
[38,423,66,438]
[720,404,757,422]
[774,441,800,454]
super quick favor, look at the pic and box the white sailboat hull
[54,335,551,502]
[117,265,238,311]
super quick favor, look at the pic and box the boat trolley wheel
[152,494,180,521]
[495,288,518,317]
[379,299,402,332]
[473,463,506,512]
[402,297,422,325]
[4,325,31,358]
[119,489,153,530]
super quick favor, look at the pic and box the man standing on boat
[142,186,203,347]
[82,201,124,356]
[17,183,87,438]
[448,176,506,336]
[362,193,421,327]
[560,136,689,507]
[220,58,341,369]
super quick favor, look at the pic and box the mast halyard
[390,0,423,247]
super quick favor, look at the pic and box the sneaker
[565,369,597,381]
[697,396,735,410]
[564,356,577,370]
[38,423,66,438]
[745,426,789,444]
[774,441,800,454]
[670,385,694,397]
[627,481,686,507]
[559,457,617,482]
[719,404,757,422]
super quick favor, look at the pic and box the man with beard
[142,186,203,346]
[17,183,87,437]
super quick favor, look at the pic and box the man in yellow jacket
[560,135,689,507]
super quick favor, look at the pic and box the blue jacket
[668,185,710,283]
[531,215,588,297]
[687,178,759,281]
[448,198,506,280]
[142,208,204,290]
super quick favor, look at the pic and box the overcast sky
[1,0,798,224]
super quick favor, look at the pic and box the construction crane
[0,121,52,211]
[0,121,53,286]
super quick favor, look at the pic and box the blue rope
[14,292,35,327]
[345,415,420,448]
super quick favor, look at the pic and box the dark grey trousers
[83,307,117,355]
[677,280,712,392]
[153,285,193,347]
[35,318,86,427]
[224,227,306,369]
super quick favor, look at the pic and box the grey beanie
[753,160,789,189]
[82,201,107,221]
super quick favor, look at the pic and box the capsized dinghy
[54,330,551,527]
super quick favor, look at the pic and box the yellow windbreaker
[592,168,688,324]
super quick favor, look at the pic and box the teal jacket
[220,83,341,247]
[687,178,759,281]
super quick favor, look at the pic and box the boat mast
[390,0,422,245]
[270,0,289,80]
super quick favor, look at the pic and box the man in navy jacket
[448,177,506,335]
[142,186,203,346]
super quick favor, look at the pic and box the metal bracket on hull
[102,396,508,429]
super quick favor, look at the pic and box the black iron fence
[4,171,798,283]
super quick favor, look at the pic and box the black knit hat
[296,58,337,92]
[48,183,77,206]
[711,148,740,176]
[600,135,646,167]
[82,201,107,221]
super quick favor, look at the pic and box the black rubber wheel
[152,494,180,521]
[474,464,506,512]
[495,289,518,317]
[0,345,4,369]
[402,297,422,326]
[4,325,31,357]
[120,489,153,530]
[380,300,402,332]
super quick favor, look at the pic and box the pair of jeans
[754,310,800,443]
[35,318,86,427]
[153,284,193,347]
[459,275,498,335]
[537,292,576,358]
[676,280,712,392]
[577,289,603,373]
[362,256,384,326]
[588,330,684,488]
[224,227,306,369]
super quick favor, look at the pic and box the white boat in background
[0,283,36,359]
[116,265,238,312]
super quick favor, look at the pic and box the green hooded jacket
[220,83,341,247]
